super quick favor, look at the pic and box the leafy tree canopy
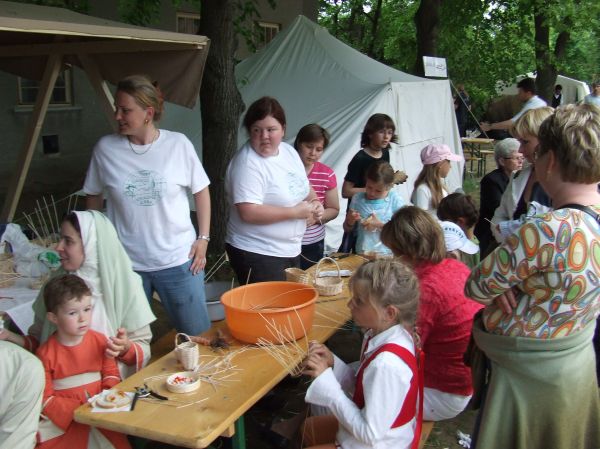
[319,0,600,114]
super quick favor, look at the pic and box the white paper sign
[423,56,448,78]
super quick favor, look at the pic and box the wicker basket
[174,333,199,370]
[284,267,311,285]
[313,257,343,297]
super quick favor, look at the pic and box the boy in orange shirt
[36,274,130,449]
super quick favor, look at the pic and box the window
[18,69,72,106]
[177,12,200,35]
[257,21,280,47]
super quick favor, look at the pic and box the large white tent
[236,15,463,250]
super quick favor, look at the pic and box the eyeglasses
[503,156,524,161]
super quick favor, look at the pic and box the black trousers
[225,243,300,284]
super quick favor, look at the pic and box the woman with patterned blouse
[464,104,600,449]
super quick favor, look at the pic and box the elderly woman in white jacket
[491,107,553,243]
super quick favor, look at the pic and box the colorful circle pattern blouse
[466,207,600,338]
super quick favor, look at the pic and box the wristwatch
[197,235,210,242]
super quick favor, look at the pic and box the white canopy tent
[236,16,463,250]
[0,0,209,221]
[499,74,590,104]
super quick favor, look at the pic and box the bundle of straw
[0,255,19,287]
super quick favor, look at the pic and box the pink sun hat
[420,144,463,165]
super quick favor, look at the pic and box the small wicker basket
[284,267,311,285]
[313,257,343,297]
[174,333,199,370]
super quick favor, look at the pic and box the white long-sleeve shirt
[305,325,416,449]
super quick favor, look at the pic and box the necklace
[128,130,159,155]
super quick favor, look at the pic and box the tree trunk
[533,6,571,104]
[367,0,383,58]
[412,0,442,76]
[199,0,245,253]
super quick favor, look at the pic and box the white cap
[440,221,479,255]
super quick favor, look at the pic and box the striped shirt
[303,161,337,245]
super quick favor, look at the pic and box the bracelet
[197,235,210,242]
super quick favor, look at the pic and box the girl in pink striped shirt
[294,124,340,268]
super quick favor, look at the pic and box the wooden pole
[77,53,117,132]
[0,53,62,222]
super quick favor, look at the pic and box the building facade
[0,0,317,215]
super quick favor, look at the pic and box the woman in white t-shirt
[225,97,324,283]
[411,144,463,216]
[83,74,211,336]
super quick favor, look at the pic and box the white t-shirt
[225,141,309,257]
[511,95,547,122]
[83,130,210,271]
[410,183,448,216]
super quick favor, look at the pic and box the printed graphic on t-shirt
[287,171,308,201]
[123,170,167,206]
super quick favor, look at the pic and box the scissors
[131,384,168,410]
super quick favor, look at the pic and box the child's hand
[362,213,382,232]
[307,340,334,367]
[302,352,330,378]
[345,209,361,226]
[311,200,325,221]
[306,201,324,226]
[106,328,131,359]
[393,170,408,185]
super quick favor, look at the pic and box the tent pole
[0,53,62,222]
[78,53,117,132]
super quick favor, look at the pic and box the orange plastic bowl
[220,281,318,344]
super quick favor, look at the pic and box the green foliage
[118,0,163,26]
[115,0,276,53]
[319,0,600,113]
[233,0,277,54]
[318,0,418,70]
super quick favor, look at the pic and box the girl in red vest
[301,259,423,449]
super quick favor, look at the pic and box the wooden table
[461,137,494,177]
[74,255,365,449]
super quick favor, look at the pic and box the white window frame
[176,11,201,35]
[17,69,73,106]
[256,21,281,47]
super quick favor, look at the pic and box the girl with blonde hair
[411,144,463,215]
[302,259,422,449]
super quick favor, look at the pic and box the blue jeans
[137,260,210,335]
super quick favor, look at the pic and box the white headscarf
[72,211,114,339]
